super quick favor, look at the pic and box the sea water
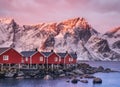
[0,61,120,87]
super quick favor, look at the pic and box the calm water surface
[0,61,120,87]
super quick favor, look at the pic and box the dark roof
[41,52,52,57]
[70,53,77,59]
[57,53,66,58]
[21,51,37,57]
[0,47,10,55]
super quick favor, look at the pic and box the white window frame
[55,57,58,62]
[3,55,9,61]
[40,56,43,61]
[59,58,61,62]
[26,57,28,61]
[71,58,73,62]
[69,58,71,62]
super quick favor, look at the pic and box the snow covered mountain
[0,17,120,61]
[104,27,120,55]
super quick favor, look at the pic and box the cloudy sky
[0,0,120,33]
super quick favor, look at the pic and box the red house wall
[64,54,71,64]
[23,57,30,64]
[72,58,77,64]
[0,48,22,64]
[32,52,45,64]
[47,53,60,64]
[60,58,64,64]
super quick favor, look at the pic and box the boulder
[104,68,111,73]
[0,73,5,79]
[58,69,64,74]
[44,75,53,80]
[83,74,95,78]
[97,66,104,72]
[66,72,75,76]
[72,69,84,75]
[71,79,79,84]
[5,72,15,78]
[66,80,70,83]
[93,77,102,84]
[80,80,88,83]
[59,74,65,77]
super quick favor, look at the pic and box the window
[3,55,9,61]
[26,58,28,61]
[55,57,58,62]
[71,58,73,62]
[59,58,61,62]
[40,56,43,61]
[69,58,71,62]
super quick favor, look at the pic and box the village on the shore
[0,47,115,84]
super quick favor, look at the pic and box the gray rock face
[0,18,120,61]
[112,40,120,49]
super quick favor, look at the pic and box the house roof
[41,52,52,57]
[70,53,77,59]
[21,51,37,57]
[57,53,66,58]
[0,47,10,55]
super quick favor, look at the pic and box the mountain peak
[108,27,120,33]
[61,17,88,26]
[58,17,91,31]
[105,27,120,37]
[0,18,15,24]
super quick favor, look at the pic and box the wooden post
[28,64,29,69]
[42,64,44,69]
[36,64,37,69]
[57,64,58,70]
[9,64,11,70]
[64,58,66,69]
[47,57,48,71]
[0,64,1,71]
[18,64,21,71]
[51,64,53,71]
[1,64,3,71]
[30,57,32,69]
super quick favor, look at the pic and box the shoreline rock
[0,63,117,79]
[80,80,88,83]
[93,77,102,84]
[71,78,79,84]
[44,75,53,80]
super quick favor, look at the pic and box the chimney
[75,52,77,55]
[51,49,54,52]
[66,51,68,54]
[35,48,38,51]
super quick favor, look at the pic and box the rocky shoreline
[0,63,118,84]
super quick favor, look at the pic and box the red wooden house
[57,53,66,64]
[0,47,22,69]
[21,51,45,69]
[57,52,77,68]
[0,47,77,70]
[42,50,61,69]
[70,53,77,64]
[64,53,72,64]
[0,47,22,64]
[42,51,60,64]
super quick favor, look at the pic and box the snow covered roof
[41,52,52,57]
[57,53,66,58]
[70,53,77,59]
[21,51,37,57]
[0,47,10,55]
